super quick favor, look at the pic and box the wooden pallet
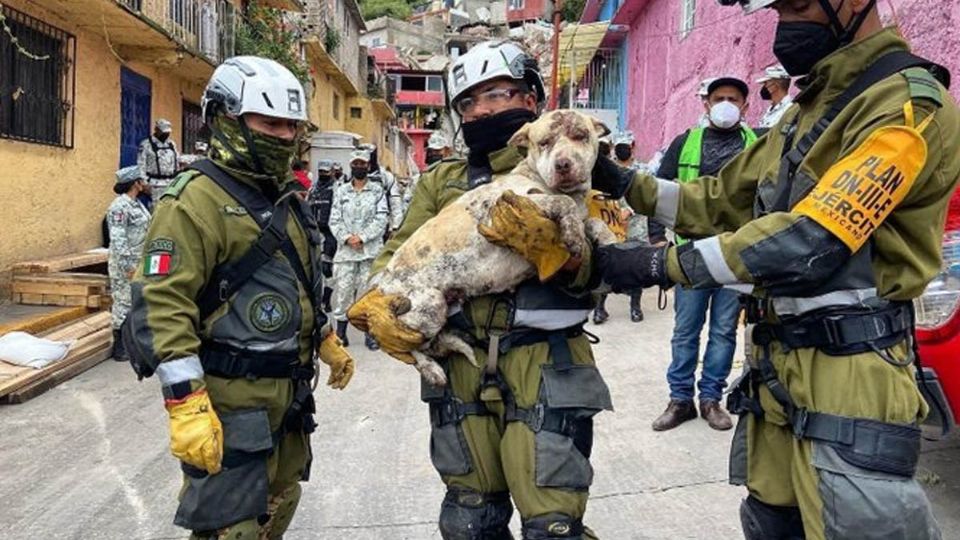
[0,312,113,403]
[11,272,110,308]
[12,249,109,274]
[0,306,90,336]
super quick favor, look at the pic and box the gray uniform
[328,180,388,321]
[137,136,179,203]
[106,194,151,329]
[373,168,404,231]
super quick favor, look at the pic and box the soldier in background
[178,141,209,169]
[329,149,388,350]
[138,118,179,204]
[363,143,404,235]
[308,159,338,313]
[107,166,151,361]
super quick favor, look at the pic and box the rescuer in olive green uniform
[350,41,610,539]
[590,1,959,538]
[123,56,354,539]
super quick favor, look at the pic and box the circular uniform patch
[249,293,292,333]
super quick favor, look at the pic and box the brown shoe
[700,400,733,431]
[652,399,698,431]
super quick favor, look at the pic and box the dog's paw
[414,353,448,387]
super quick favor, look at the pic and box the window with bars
[0,5,76,147]
[509,0,525,10]
[680,0,696,39]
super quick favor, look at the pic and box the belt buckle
[792,408,810,438]
[822,315,844,344]
[530,403,545,432]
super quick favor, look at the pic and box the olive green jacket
[127,170,318,391]
[626,28,960,305]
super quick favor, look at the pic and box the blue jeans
[667,286,740,402]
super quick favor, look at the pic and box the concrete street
[0,292,958,539]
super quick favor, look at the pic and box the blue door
[120,67,152,167]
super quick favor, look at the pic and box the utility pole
[548,0,563,110]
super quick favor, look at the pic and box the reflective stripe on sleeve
[654,179,679,229]
[156,355,204,387]
[693,236,739,285]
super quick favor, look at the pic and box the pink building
[589,0,960,159]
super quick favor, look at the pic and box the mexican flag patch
[144,252,172,276]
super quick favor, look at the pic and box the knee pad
[739,495,805,540]
[521,513,586,539]
[263,484,302,539]
[439,488,514,540]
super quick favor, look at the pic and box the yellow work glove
[165,388,223,475]
[478,190,573,282]
[318,332,355,390]
[348,288,425,365]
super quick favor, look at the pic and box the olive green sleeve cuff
[665,246,689,286]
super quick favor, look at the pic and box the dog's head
[508,110,610,194]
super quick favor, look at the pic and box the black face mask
[773,21,842,76]
[351,167,368,180]
[614,146,632,162]
[317,174,332,184]
[462,108,538,165]
[760,86,773,101]
[155,131,170,142]
[425,152,442,166]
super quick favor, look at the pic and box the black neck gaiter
[462,108,537,168]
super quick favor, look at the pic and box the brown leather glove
[317,332,355,390]
[348,288,424,365]
[478,190,573,282]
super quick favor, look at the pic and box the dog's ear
[508,122,532,148]
[591,117,611,138]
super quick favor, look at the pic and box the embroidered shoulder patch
[143,238,177,277]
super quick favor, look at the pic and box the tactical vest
[188,160,326,376]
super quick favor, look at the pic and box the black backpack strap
[773,51,949,212]
[190,160,315,321]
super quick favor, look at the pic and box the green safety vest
[677,126,758,182]
[675,126,758,244]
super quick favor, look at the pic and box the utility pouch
[174,408,273,531]
[540,365,613,413]
[428,396,475,477]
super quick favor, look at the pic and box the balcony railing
[120,0,236,64]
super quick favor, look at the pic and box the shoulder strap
[190,160,315,321]
[773,51,948,212]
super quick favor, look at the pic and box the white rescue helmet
[201,56,308,124]
[446,40,545,108]
[716,0,777,14]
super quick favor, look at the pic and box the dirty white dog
[373,110,617,386]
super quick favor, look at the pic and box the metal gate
[120,67,152,167]
[570,48,623,111]
[181,100,206,153]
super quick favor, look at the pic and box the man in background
[756,64,793,128]
[651,76,757,432]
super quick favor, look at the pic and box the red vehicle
[914,188,960,430]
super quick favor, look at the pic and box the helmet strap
[816,0,877,45]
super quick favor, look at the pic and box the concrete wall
[622,0,960,159]
[0,0,205,273]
